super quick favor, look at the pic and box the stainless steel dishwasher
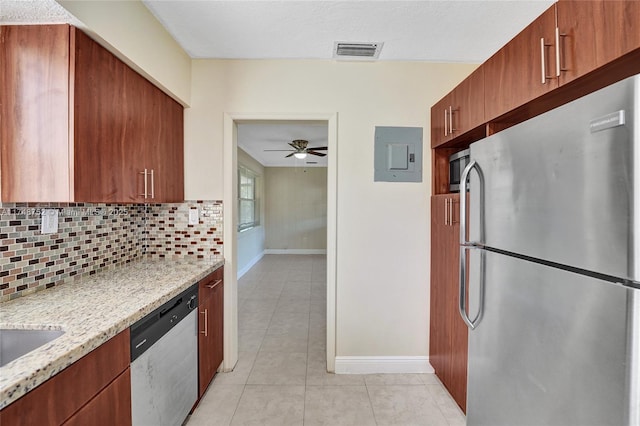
[130,284,198,426]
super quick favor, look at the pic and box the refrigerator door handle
[459,160,486,330]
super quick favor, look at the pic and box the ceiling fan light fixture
[293,152,308,159]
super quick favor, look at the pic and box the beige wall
[237,149,265,276]
[185,59,477,357]
[57,0,191,105]
[264,167,327,251]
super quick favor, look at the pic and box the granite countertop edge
[0,257,224,409]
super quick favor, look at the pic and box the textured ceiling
[238,122,329,168]
[142,0,554,62]
[0,0,81,25]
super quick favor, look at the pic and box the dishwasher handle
[159,297,183,318]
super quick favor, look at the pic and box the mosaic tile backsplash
[0,201,223,302]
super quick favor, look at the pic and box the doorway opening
[222,113,337,373]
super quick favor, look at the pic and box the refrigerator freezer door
[468,74,639,283]
[466,250,639,426]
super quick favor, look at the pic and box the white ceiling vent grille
[334,42,383,61]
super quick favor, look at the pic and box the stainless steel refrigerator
[460,74,640,426]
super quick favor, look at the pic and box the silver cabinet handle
[150,169,155,199]
[139,169,148,198]
[540,38,554,84]
[459,160,485,330]
[200,309,208,336]
[444,109,448,136]
[540,37,546,84]
[449,197,454,225]
[449,106,455,134]
[444,198,449,226]
[555,27,561,77]
[206,279,222,289]
[555,27,567,77]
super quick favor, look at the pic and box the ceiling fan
[264,139,327,159]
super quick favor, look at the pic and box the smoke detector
[333,42,383,61]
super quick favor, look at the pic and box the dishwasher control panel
[130,283,198,361]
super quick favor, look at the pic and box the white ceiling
[238,122,329,167]
[142,0,554,62]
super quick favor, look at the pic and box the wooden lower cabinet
[429,194,468,412]
[63,369,132,426]
[0,330,130,426]
[198,266,224,397]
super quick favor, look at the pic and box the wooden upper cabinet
[451,67,484,139]
[484,6,558,121]
[1,25,184,203]
[554,0,600,86]
[147,82,185,203]
[431,93,454,148]
[0,25,72,202]
[431,67,485,148]
[74,29,131,202]
[599,1,640,63]
[74,29,184,203]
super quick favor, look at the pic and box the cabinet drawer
[63,368,132,426]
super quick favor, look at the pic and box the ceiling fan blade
[307,151,327,157]
[285,152,295,158]
[308,146,328,150]
[288,142,300,150]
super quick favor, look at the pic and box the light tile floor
[187,254,466,426]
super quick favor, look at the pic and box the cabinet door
[149,88,184,203]
[447,196,468,412]
[431,94,452,148]
[198,288,214,397]
[597,1,640,65]
[198,268,224,397]
[211,279,224,373]
[430,194,467,412]
[484,6,557,121]
[429,195,454,381]
[74,30,140,203]
[555,0,601,86]
[63,368,132,426]
[0,25,71,202]
[450,67,484,139]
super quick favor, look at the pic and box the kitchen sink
[0,328,65,367]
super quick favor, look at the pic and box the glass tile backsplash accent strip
[0,201,223,302]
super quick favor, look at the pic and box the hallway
[188,255,465,425]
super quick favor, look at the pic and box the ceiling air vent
[334,42,383,61]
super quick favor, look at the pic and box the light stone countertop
[0,258,224,409]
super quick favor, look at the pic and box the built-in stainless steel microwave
[449,149,470,192]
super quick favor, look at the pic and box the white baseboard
[237,251,265,279]
[334,356,434,374]
[264,249,327,255]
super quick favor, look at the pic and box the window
[238,166,259,231]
